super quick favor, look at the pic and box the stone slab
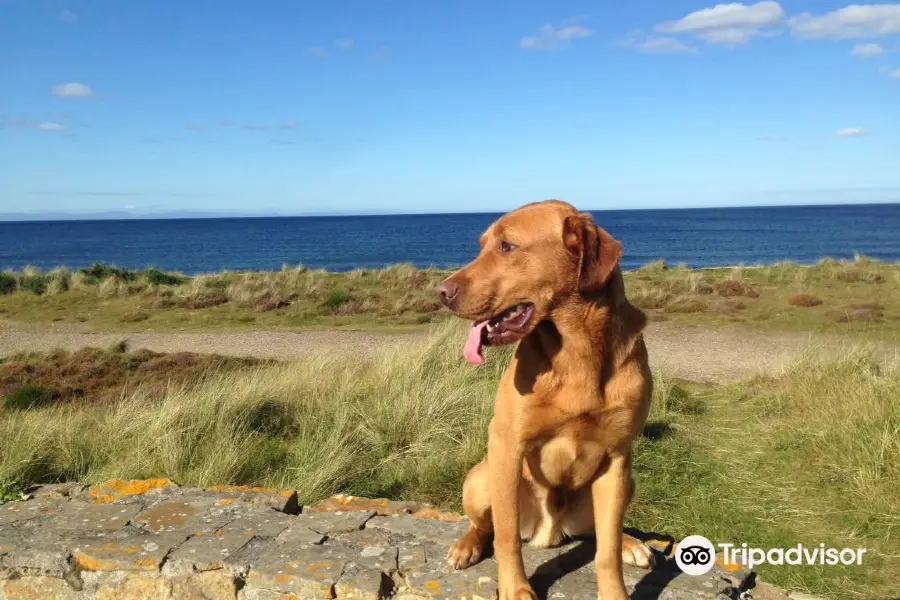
[204,485,300,515]
[298,510,377,535]
[74,530,188,572]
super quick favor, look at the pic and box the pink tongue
[464,321,489,365]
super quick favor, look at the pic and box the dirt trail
[0,319,890,382]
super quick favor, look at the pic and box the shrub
[46,269,71,295]
[788,293,823,307]
[21,275,47,295]
[3,386,58,411]
[0,272,16,295]
[143,268,186,286]
[78,263,137,283]
[714,279,759,298]
[324,290,352,310]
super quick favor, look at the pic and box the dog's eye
[498,241,516,254]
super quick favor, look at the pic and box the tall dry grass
[1,320,897,596]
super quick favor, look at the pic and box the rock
[221,505,299,538]
[162,526,256,576]
[308,494,419,516]
[366,515,469,546]
[397,547,426,573]
[170,570,239,600]
[24,483,86,501]
[332,528,394,548]
[0,499,62,527]
[204,485,300,515]
[244,543,346,597]
[275,524,327,546]
[47,501,142,534]
[85,478,177,505]
[298,510,377,535]
[0,575,81,600]
[335,566,394,600]
[74,531,188,572]
[94,573,172,600]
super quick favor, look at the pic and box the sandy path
[0,319,887,382]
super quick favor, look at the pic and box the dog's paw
[446,529,486,570]
[622,534,655,569]
[498,583,537,600]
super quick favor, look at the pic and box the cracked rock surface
[0,480,776,599]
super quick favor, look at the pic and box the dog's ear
[563,213,622,293]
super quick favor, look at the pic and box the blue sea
[2,204,900,274]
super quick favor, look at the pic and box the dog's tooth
[486,323,494,332]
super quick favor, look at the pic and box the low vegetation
[0,321,896,599]
[0,343,266,410]
[1,257,899,338]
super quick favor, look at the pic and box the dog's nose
[436,280,461,308]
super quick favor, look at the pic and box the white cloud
[892,68,900,78]
[185,124,207,132]
[617,31,698,53]
[520,19,594,50]
[309,46,329,58]
[280,120,300,129]
[851,42,885,56]
[51,82,93,98]
[791,4,900,39]
[38,122,66,131]
[657,1,785,45]
[334,38,354,51]
[836,127,866,137]
[59,10,77,23]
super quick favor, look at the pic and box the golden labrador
[436,200,654,600]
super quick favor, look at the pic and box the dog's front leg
[592,452,631,600]
[488,429,535,600]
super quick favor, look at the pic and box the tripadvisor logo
[675,535,868,576]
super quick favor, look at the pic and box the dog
[436,200,654,600]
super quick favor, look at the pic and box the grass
[2,257,900,339]
[0,321,896,598]
[0,344,267,408]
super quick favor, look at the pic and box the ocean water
[2,204,900,274]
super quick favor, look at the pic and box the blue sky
[2,0,899,216]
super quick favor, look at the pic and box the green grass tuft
[0,272,17,295]
[3,385,58,411]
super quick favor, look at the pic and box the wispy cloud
[757,134,788,142]
[2,116,68,131]
[51,82,93,98]
[217,121,235,127]
[656,1,785,46]
[30,191,143,197]
[185,124,208,132]
[334,38,354,51]
[280,120,300,129]
[616,30,698,53]
[520,18,594,50]
[851,42,885,57]
[892,68,900,79]
[836,127,866,137]
[791,4,900,39]
[59,10,77,23]
[309,46,329,58]
[242,125,268,131]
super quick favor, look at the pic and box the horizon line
[2,199,900,223]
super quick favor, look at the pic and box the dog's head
[436,200,623,364]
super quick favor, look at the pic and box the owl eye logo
[675,535,716,576]
[678,545,712,565]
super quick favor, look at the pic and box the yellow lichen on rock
[88,478,175,504]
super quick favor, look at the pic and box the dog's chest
[525,413,608,490]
